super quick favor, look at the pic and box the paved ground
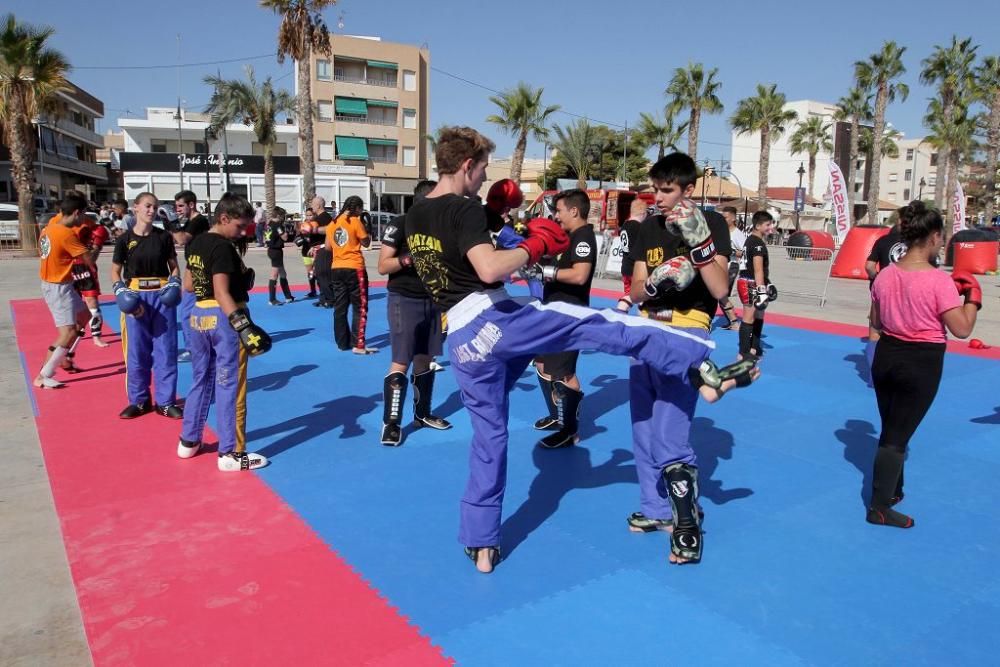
[2,244,998,665]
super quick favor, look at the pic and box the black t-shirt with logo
[868,227,906,270]
[382,215,429,299]
[740,234,770,283]
[185,232,251,303]
[629,209,731,318]
[619,218,642,278]
[265,221,285,250]
[543,224,597,306]
[404,194,500,310]
[112,227,176,280]
[182,212,210,238]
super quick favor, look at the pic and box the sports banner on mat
[953,180,966,233]
[828,161,850,244]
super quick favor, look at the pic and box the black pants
[331,267,369,350]
[313,248,334,305]
[870,334,945,508]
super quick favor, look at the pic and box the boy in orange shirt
[326,195,375,354]
[35,192,95,388]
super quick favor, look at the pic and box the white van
[0,203,20,242]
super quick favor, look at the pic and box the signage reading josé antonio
[119,152,301,175]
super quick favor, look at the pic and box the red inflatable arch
[831,225,890,279]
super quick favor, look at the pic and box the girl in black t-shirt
[265,207,296,305]
[736,211,776,359]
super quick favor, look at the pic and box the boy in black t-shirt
[265,206,296,305]
[531,189,598,449]
[177,194,272,472]
[625,153,758,565]
[376,180,451,446]
[405,130,757,574]
[735,211,777,359]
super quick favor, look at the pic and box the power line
[74,52,279,71]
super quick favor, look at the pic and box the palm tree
[920,36,978,209]
[204,67,296,215]
[730,84,798,212]
[859,125,902,159]
[926,100,977,241]
[975,56,1000,224]
[665,63,723,161]
[551,119,598,189]
[0,14,69,251]
[486,82,559,183]
[856,41,909,223]
[261,0,336,204]
[788,115,833,198]
[835,87,872,222]
[633,110,688,160]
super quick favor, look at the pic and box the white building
[117,107,370,214]
[730,100,845,197]
[878,136,938,207]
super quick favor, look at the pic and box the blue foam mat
[99,287,1000,664]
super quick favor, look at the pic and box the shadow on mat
[501,446,636,556]
[270,328,314,343]
[247,364,318,393]
[250,393,380,458]
[835,418,877,506]
[971,406,1000,424]
[690,417,753,505]
[844,352,871,386]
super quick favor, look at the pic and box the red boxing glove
[486,178,524,214]
[517,217,569,265]
[952,271,982,310]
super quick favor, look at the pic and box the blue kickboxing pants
[445,289,715,548]
[629,325,707,522]
[181,302,248,455]
[120,278,178,407]
[179,288,196,351]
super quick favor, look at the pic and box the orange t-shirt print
[39,217,88,283]
[326,213,368,270]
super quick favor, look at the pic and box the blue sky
[8,0,999,163]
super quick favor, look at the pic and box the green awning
[334,97,367,115]
[366,99,398,108]
[366,60,398,70]
[367,138,398,146]
[335,136,369,160]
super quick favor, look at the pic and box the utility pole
[176,34,184,192]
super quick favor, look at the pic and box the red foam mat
[11,298,450,666]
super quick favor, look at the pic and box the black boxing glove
[228,308,272,356]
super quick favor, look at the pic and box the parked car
[0,203,19,242]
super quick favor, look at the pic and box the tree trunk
[983,91,1000,224]
[944,147,961,247]
[264,144,276,216]
[657,142,665,160]
[847,118,859,223]
[510,130,527,183]
[807,152,817,199]
[687,106,700,161]
[932,97,953,210]
[867,84,888,224]
[297,37,317,205]
[4,96,40,252]
[758,127,770,209]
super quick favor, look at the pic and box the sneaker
[627,512,672,533]
[177,350,192,363]
[414,414,452,430]
[156,404,184,419]
[269,300,284,306]
[352,346,379,355]
[286,296,296,303]
[218,451,269,472]
[119,402,152,419]
[305,291,317,299]
[177,438,201,459]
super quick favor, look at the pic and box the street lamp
[795,162,806,230]
[700,161,714,208]
[918,177,926,201]
[174,103,184,191]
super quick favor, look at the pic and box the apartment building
[878,137,938,207]
[307,34,429,213]
[0,80,108,207]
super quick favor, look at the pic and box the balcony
[334,114,397,127]
[333,73,397,88]
[38,152,107,180]
[45,116,103,147]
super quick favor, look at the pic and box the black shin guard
[268,279,277,302]
[538,382,583,449]
[751,318,764,355]
[412,369,451,430]
[381,372,407,446]
[533,369,560,430]
[663,463,702,562]
[738,321,754,356]
[279,277,293,299]
[870,444,906,510]
[308,276,317,294]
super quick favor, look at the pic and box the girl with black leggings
[867,202,980,528]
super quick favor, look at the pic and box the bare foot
[93,337,110,348]
[668,552,694,565]
[628,523,673,534]
[33,376,65,389]
[475,547,498,573]
[698,367,761,403]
